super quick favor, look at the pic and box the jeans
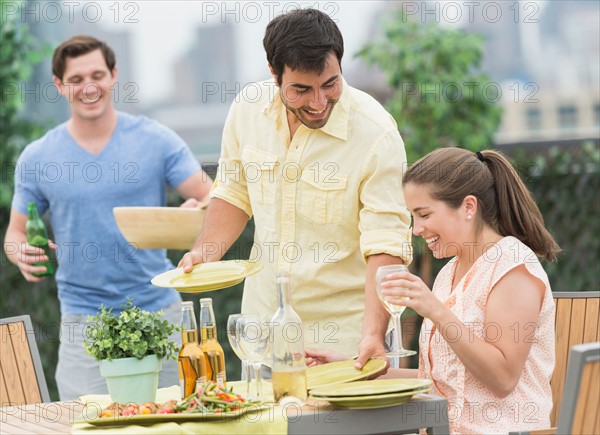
[55,300,182,401]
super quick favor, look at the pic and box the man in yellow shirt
[180,8,412,368]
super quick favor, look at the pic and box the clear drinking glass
[227,314,251,396]
[236,314,270,399]
[375,264,417,360]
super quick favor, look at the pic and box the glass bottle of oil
[270,272,308,403]
[178,301,207,398]
[199,298,227,387]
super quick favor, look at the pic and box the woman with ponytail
[307,147,560,434]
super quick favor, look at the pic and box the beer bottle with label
[178,301,207,399]
[199,298,227,388]
[270,272,308,403]
[25,202,54,277]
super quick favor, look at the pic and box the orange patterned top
[418,236,555,434]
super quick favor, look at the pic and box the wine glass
[375,265,417,361]
[227,314,252,396]
[236,315,270,399]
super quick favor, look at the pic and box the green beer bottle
[26,202,54,277]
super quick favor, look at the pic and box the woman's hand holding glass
[375,265,416,359]
[236,314,270,399]
[379,269,445,321]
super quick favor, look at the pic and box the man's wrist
[362,312,390,336]
[360,328,386,344]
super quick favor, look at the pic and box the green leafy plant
[357,9,502,164]
[84,300,179,361]
[1,0,57,397]
[357,10,504,367]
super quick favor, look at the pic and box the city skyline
[12,0,600,157]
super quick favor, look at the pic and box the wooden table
[0,395,450,434]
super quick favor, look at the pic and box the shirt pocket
[298,170,348,224]
[241,147,278,205]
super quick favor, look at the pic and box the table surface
[0,394,450,435]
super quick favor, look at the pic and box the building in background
[349,1,599,146]
[150,23,238,163]
[18,0,600,160]
[485,1,600,143]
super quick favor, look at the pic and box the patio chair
[509,290,600,435]
[0,315,50,405]
[556,341,600,434]
[511,341,600,435]
[551,291,600,425]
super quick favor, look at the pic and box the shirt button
[283,164,301,183]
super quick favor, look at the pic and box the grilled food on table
[97,381,261,417]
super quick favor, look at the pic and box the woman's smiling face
[403,182,471,259]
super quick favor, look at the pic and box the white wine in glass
[375,264,416,358]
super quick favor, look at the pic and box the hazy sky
[94,1,387,105]
[19,0,561,106]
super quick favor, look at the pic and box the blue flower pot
[99,354,162,403]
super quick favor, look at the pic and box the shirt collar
[262,77,350,141]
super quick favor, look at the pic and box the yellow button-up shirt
[211,79,412,356]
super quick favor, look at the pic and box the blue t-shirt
[12,112,201,315]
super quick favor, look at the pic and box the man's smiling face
[275,52,342,130]
[54,48,117,122]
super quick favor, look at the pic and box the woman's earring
[467,215,472,220]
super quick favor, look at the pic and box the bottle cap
[200,298,212,304]
[182,301,194,308]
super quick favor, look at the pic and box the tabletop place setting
[67,261,433,432]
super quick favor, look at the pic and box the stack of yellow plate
[307,359,387,390]
[309,378,432,409]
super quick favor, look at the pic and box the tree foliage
[513,142,600,291]
[0,0,50,213]
[1,0,57,396]
[357,10,503,163]
[357,11,505,365]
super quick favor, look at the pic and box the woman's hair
[52,35,116,81]
[403,147,560,262]
[263,8,343,85]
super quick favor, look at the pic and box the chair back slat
[0,324,28,405]
[583,298,599,343]
[550,292,600,426]
[9,321,43,404]
[571,361,597,433]
[595,299,600,342]
[567,299,587,345]
[0,316,49,406]
[584,360,600,434]
[0,367,10,405]
[551,297,573,425]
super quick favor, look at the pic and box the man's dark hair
[52,35,116,80]
[263,9,344,85]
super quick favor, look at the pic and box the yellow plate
[74,403,269,426]
[310,389,430,409]
[310,378,432,398]
[151,260,263,293]
[306,359,387,391]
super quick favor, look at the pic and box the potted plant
[84,299,179,403]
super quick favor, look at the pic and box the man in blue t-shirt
[4,35,212,400]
